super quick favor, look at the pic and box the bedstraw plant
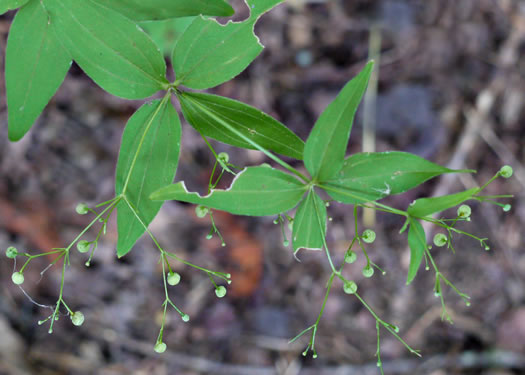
[2,0,514,373]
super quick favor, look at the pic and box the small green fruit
[218,152,229,164]
[215,286,227,298]
[433,233,448,247]
[71,311,85,326]
[343,281,357,294]
[154,342,167,353]
[457,204,471,218]
[362,229,376,244]
[499,165,513,178]
[181,314,190,322]
[11,272,24,285]
[75,203,89,215]
[195,205,209,218]
[344,250,357,264]
[76,240,91,253]
[6,246,18,259]
[362,266,374,278]
[167,272,181,286]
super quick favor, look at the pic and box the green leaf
[150,166,306,216]
[141,17,195,57]
[304,61,374,181]
[292,190,327,253]
[177,91,305,159]
[6,0,71,141]
[91,0,234,21]
[0,0,30,15]
[407,188,479,218]
[115,98,181,257]
[173,0,284,89]
[407,219,426,284]
[324,151,475,204]
[44,0,168,99]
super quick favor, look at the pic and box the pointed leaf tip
[304,62,374,181]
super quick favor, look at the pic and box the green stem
[66,197,121,252]
[123,196,229,281]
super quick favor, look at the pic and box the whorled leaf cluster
[3,0,514,372]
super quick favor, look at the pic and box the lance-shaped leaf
[292,190,327,253]
[177,91,304,159]
[91,0,233,21]
[304,62,373,181]
[1,0,30,15]
[150,166,306,216]
[6,0,71,141]
[407,188,479,218]
[115,99,181,258]
[44,0,168,99]
[324,151,475,204]
[141,17,195,57]
[407,219,426,284]
[173,0,284,89]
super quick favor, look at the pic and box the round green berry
[6,246,18,259]
[218,152,229,164]
[71,311,85,326]
[433,233,448,247]
[343,281,358,294]
[154,342,167,353]
[362,229,376,244]
[167,272,181,286]
[181,314,190,322]
[344,251,357,264]
[457,204,471,218]
[75,203,89,215]
[11,272,24,285]
[362,266,374,278]
[76,240,91,253]
[195,205,209,218]
[215,286,227,298]
[499,165,513,179]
